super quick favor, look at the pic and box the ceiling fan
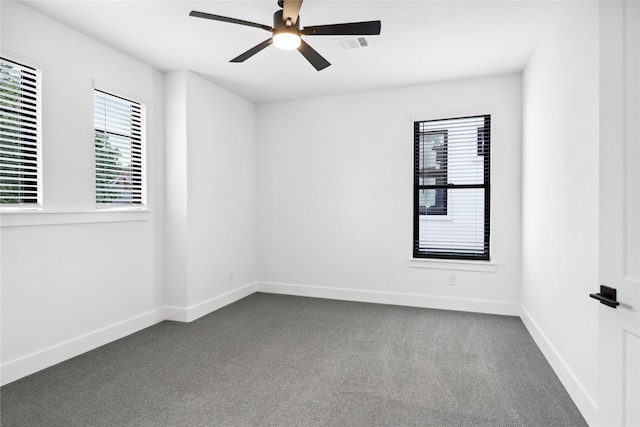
[189,0,381,71]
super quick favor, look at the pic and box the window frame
[93,89,145,208]
[0,56,42,209]
[413,114,491,261]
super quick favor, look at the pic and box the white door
[597,1,640,426]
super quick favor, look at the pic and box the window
[94,90,144,206]
[413,115,490,260]
[0,57,41,206]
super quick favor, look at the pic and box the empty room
[1,0,638,425]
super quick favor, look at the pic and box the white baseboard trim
[1,282,258,386]
[164,282,258,323]
[257,281,520,316]
[0,307,165,386]
[1,279,596,427]
[519,305,598,426]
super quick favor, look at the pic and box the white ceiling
[18,0,571,104]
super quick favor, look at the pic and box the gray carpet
[1,293,587,426]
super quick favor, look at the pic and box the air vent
[335,36,370,50]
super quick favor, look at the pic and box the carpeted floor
[1,293,587,426]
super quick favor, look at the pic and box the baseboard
[1,278,594,427]
[519,306,598,426]
[0,307,165,386]
[1,282,258,386]
[257,281,520,316]
[164,282,258,323]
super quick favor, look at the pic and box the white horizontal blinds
[414,115,490,260]
[0,57,41,205]
[94,90,143,205]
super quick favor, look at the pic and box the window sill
[0,209,151,227]
[409,258,496,272]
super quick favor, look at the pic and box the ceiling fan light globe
[273,32,301,50]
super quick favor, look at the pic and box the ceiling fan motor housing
[273,10,300,32]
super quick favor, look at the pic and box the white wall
[164,71,189,309]
[256,74,522,314]
[0,1,165,384]
[164,71,257,321]
[521,2,600,423]
[0,2,258,383]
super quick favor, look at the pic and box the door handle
[590,285,620,308]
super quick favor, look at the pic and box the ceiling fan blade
[282,0,303,25]
[230,38,274,63]
[297,40,331,71]
[189,11,273,32]
[302,20,381,36]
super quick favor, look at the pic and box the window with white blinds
[0,57,41,206]
[94,90,144,206]
[413,115,491,260]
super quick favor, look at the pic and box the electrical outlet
[449,274,457,286]
[228,271,234,281]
